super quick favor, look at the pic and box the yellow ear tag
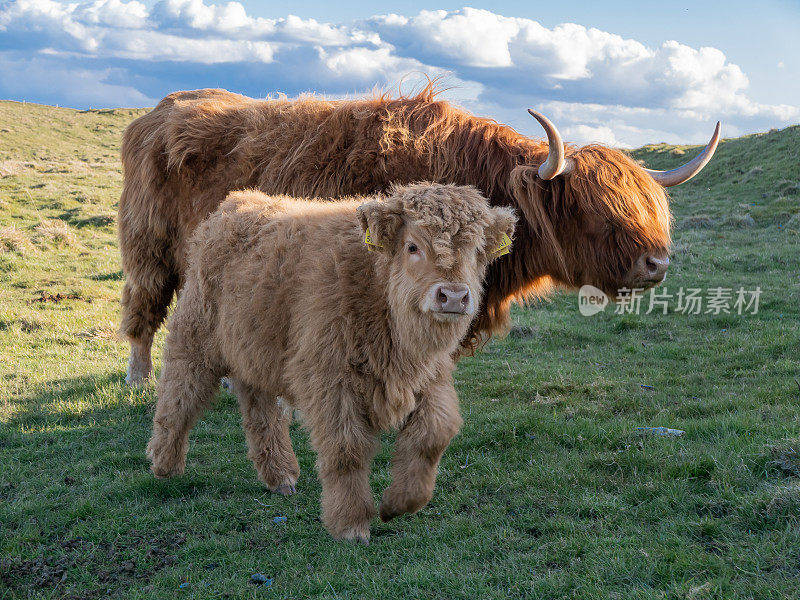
[364,227,383,252]
[491,233,513,258]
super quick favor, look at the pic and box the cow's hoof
[339,525,370,545]
[125,370,149,386]
[125,360,151,386]
[125,348,152,386]
[271,483,296,496]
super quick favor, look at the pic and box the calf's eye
[408,243,418,254]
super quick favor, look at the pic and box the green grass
[1,100,799,599]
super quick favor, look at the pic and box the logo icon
[578,285,608,316]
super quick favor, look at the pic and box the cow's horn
[528,109,567,180]
[644,121,721,187]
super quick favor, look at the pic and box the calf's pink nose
[436,284,471,313]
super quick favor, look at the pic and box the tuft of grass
[0,225,34,254]
[722,213,755,228]
[33,218,82,249]
[0,160,33,178]
[771,440,800,477]
[742,165,764,181]
[678,215,716,229]
[76,323,120,340]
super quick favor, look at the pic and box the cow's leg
[307,397,379,544]
[232,379,299,495]
[146,328,220,478]
[379,372,462,522]
[120,234,180,386]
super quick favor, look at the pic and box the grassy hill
[1,100,799,599]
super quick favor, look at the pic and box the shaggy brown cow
[145,183,517,543]
[119,85,720,384]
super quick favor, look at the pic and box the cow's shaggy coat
[119,86,671,383]
[146,183,517,543]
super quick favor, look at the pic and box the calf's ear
[485,206,518,262]
[357,200,403,253]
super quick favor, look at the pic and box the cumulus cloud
[0,1,795,146]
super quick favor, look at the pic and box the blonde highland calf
[146,183,517,543]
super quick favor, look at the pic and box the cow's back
[187,192,370,394]
[119,89,386,271]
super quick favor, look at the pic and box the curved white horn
[528,109,566,180]
[644,122,721,187]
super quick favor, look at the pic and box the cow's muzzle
[625,251,670,288]
[423,283,475,319]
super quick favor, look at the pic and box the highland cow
[146,183,517,543]
[119,85,720,384]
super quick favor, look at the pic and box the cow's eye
[407,243,418,254]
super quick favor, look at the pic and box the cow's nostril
[640,254,669,280]
[433,284,472,314]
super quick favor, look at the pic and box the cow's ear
[485,206,518,262]
[357,200,403,253]
[509,164,564,264]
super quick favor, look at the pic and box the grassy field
[1,100,799,599]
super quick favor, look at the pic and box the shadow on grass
[2,371,261,497]
[90,269,124,281]
[3,371,144,429]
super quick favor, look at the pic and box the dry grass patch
[0,226,33,253]
[771,439,800,477]
[741,166,763,181]
[0,160,33,177]
[77,323,120,340]
[33,218,81,249]
[19,318,43,333]
[0,225,35,254]
[722,213,755,228]
[678,215,717,229]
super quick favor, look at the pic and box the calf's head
[358,183,516,337]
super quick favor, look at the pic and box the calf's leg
[146,330,220,478]
[379,374,462,522]
[232,379,300,495]
[307,396,379,544]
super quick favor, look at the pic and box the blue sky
[1,0,797,146]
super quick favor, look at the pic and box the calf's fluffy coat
[146,183,516,542]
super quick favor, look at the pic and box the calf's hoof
[146,439,186,479]
[379,486,431,522]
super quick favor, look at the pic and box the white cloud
[76,0,148,29]
[0,54,156,107]
[0,1,795,146]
